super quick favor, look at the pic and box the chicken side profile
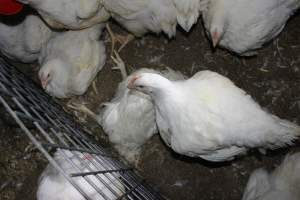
[102,0,177,38]
[38,24,106,98]
[0,14,52,63]
[37,150,125,200]
[242,152,300,200]
[128,70,300,162]
[18,0,110,29]
[202,0,300,56]
[69,53,185,166]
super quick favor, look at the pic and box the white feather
[38,24,106,98]
[37,150,124,200]
[171,0,209,32]
[19,0,110,29]
[102,0,177,37]
[130,70,300,161]
[202,0,300,55]
[98,68,185,164]
[242,152,300,200]
[0,14,52,63]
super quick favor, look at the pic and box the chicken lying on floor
[69,52,185,166]
[242,152,300,200]
[102,0,179,55]
[18,0,110,29]
[38,24,106,98]
[202,0,300,56]
[102,0,177,38]
[0,14,52,63]
[37,150,125,200]
[128,70,300,162]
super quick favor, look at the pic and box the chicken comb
[0,0,23,15]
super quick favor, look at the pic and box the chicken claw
[106,24,134,54]
[111,50,128,79]
[92,79,98,95]
[67,102,97,121]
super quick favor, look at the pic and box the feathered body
[102,0,177,37]
[172,0,209,32]
[38,24,106,98]
[98,68,185,164]
[129,70,300,161]
[0,14,52,63]
[18,0,110,29]
[202,0,300,55]
[242,152,300,200]
[37,150,124,200]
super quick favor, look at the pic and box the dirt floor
[1,11,300,200]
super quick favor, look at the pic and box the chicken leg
[67,102,98,122]
[111,50,128,79]
[106,24,134,54]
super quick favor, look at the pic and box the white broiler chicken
[202,0,300,56]
[69,53,185,165]
[18,0,110,29]
[0,14,52,63]
[102,0,177,38]
[172,0,209,32]
[242,152,300,200]
[37,150,125,200]
[38,24,106,98]
[128,70,300,162]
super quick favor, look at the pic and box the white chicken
[38,24,106,98]
[172,0,209,32]
[18,0,110,29]
[102,0,177,38]
[202,0,300,56]
[128,70,300,162]
[37,149,125,200]
[0,14,52,63]
[69,53,185,165]
[242,152,300,200]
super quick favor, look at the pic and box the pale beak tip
[211,30,220,48]
[127,75,140,89]
[127,83,133,89]
[212,40,218,48]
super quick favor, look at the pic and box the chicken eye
[138,85,144,89]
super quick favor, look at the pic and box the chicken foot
[111,50,128,79]
[106,24,134,54]
[67,103,98,122]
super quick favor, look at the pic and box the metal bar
[0,59,165,200]
[116,180,145,200]
[0,96,92,200]
[70,168,133,177]
[42,143,112,157]
[49,124,128,198]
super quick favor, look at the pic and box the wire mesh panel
[0,58,165,200]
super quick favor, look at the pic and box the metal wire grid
[0,58,164,200]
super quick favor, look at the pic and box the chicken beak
[40,75,49,89]
[41,79,48,89]
[127,75,140,89]
[211,30,220,48]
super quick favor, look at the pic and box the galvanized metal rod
[42,143,110,157]
[0,60,165,200]
[54,125,127,197]
[11,96,118,199]
[0,96,92,200]
[71,168,133,177]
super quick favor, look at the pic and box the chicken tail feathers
[268,118,300,149]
